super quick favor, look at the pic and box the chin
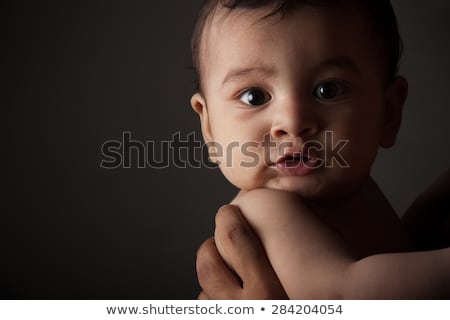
[265,173,358,202]
[265,175,320,198]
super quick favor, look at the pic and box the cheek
[215,135,268,190]
[218,162,262,190]
[210,113,266,144]
[326,114,382,169]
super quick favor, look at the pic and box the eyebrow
[222,66,276,85]
[316,57,361,74]
[221,57,360,86]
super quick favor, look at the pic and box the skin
[192,4,407,201]
[233,188,450,299]
[197,205,288,299]
[197,170,450,299]
[192,4,449,299]
[196,205,288,300]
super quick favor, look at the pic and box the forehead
[199,4,384,91]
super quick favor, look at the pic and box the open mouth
[273,152,323,170]
[278,153,316,166]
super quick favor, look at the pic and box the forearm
[231,189,352,299]
[343,247,450,299]
[230,188,450,299]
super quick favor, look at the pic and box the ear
[190,92,214,144]
[380,76,408,148]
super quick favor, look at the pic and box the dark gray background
[4,0,450,299]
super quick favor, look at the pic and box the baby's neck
[309,177,411,258]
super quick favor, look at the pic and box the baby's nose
[270,98,319,139]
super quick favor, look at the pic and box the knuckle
[215,205,248,245]
[217,220,249,247]
[215,204,240,223]
[224,223,248,244]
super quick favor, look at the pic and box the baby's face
[192,4,407,200]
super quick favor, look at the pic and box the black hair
[191,0,402,92]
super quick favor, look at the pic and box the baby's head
[190,0,408,200]
[192,0,402,92]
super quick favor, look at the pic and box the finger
[214,204,270,280]
[196,237,243,299]
[214,205,287,298]
[198,291,209,300]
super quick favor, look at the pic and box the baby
[190,0,450,298]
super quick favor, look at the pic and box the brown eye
[313,81,346,100]
[239,88,271,106]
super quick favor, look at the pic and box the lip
[272,152,322,176]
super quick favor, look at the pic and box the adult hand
[196,205,288,299]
